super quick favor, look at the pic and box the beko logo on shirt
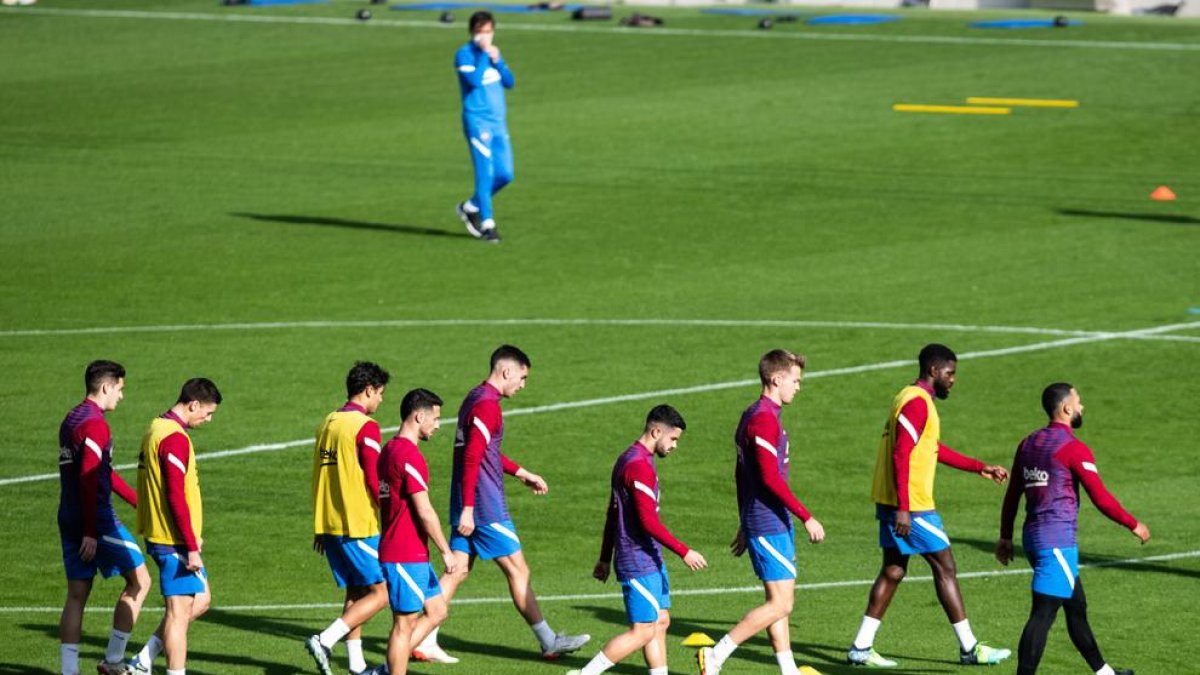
[1024,466,1049,486]
[320,448,338,466]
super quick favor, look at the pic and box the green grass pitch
[1,1,1198,673]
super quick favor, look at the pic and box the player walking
[698,349,825,675]
[453,11,516,244]
[996,383,1148,675]
[847,344,1010,668]
[127,378,222,675]
[572,405,707,675]
[305,362,391,675]
[57,360,151,675]
[370,389,459,675]
[411,345,590,662]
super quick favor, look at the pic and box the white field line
[1,317,1197,344]
[8,7,1200,53]
[1,320,1195,488]
[1,549,1196,614]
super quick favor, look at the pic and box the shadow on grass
[231,212,476,239]
[1056,208,1200,226]
[0,663,56,674]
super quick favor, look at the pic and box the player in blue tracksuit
[454,11,515,244]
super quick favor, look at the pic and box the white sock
[166,669,186,675]
[346,638,366,672]
[105,628,131,664]
[712,635,738,667]
[775,650,801,675]
[61,643,79,675]
[419,626,440,649]
[462,200,479,214]
[580,650,615,675]
[481,218,496,231]
[952,619,977,652]
[649,667,668,675]
[319,618,350,650]
[136,634,164,665]
[1096,666,1116,675]
[531,620,556,651]
[853,615,882,650]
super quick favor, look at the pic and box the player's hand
[186,551,204,572]
[683,550,708,571]
[994,538,1014,565]
[442,551,459,575]
[517,469,548,495]
[981,464,1009,484]
[79,536,98,562]
[1132,521,1150,544]
[485,45,500,63]
[592,560,610,583]
[730,528,747,557]
[803,517,825,544]
[457,508,475,536]
[312,535,324,555]
[894,510,912,537]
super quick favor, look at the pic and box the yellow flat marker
[893,104,1010,115]
[682,632,716,648]
[967,97,1079,108]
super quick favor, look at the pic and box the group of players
[56,343,1149,675]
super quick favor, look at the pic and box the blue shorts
[383,562,443,614]
[1028,546,1079,599]
[620,567,671,624]
[877,505,951,555]
[146,543,208,597]
[449,519,522,561]
[747,530,797,582]
[322,534,385,588]
[61,523,144,581]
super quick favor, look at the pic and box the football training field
[1,1,1198,672]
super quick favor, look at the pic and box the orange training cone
[1150,186,1177,201]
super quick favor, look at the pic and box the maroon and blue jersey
[58,400,136,539]
[1001,423,1137,551]
[601,442,691,581]
[735,397,811,537]
[450,382,520,526]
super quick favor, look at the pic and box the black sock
[1017,591,1064,675]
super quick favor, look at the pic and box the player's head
[469,11,495,39]
[1042,382,1083,429]
[85,359,126,411]
[401,388,444,441]
[759,349,806,404]
[346,361,390,414]
[643,404,686,457]
[489,344,530,397]
[918,343,957,399]
[175,377,222,428]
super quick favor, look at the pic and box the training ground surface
[1,1,1198,672]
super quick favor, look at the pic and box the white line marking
[3,549,1195,614]
[3,320,1194,488]
[8,7,1200,52]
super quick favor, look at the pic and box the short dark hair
[468,11,494,34]
[645,404,686,431]
[85,360,125,394]
[401,388,443,420]
[1041,382,1074,417]
[918,343,957,375]
[177,378,222,405]
[346,361,390,398]
[490,344,531,371]
[759,349,806,386]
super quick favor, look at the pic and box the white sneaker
[697,646,721,675]
[542,633,590,660]
[124,657,151,675]
[412,643,460,664]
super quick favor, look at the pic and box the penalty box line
[1,549,1196,614]
[0,319,1194,488]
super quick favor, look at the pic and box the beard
[1071,411,1084,429]
[933,380,951,400]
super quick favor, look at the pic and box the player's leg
[847,546,907,667]
[924,544,1010,665]
[464,123,498,236]
[126,619,165,674]
[490,129,514,197]
[410,550,472,662]
[161,593,195,672]
[309,536,386,674]
[386,612,420,675]
[1062,579,1115,673]
[60,576,93,675]
[99,562,150,671]
[1016,591,1063,675]
[643,609,670,674]
[490,528,589,658]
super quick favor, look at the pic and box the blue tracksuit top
[455,40,515,123]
